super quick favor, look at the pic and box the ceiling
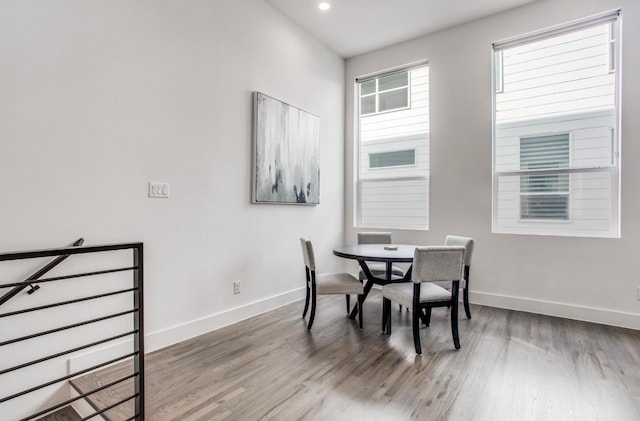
[265,0,539,58]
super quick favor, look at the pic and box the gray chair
[357,232,404,281]
[300,238,364,330]
[381,246,465,354]
[435,235,474,319]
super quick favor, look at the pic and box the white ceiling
[265,0,539,58]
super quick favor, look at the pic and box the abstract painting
[253,92,320,205]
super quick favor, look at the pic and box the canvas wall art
[253,92,320,205]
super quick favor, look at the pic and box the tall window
[492,11,621,237]
[356,64,429,230]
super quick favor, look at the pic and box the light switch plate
[149,182,169,198]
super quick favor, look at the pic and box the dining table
[332,243,419,319]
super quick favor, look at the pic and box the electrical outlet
[234,280,241,295]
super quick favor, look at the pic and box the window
[360,71,410,115]
[492,11,621,237]
[356,64,429,230]
[369,150,416,168]
[520,134,570,220]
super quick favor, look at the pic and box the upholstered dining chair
[357,232,405,281]
[300,238,364,330]
[381,246,465,354]
[438,235,474,319]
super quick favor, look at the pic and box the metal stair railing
[0,242,145,421]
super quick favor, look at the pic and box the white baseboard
[145,287,305,352]
[69,287,305,371]
[470,291,640,330]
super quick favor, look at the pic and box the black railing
[0,242,144,421]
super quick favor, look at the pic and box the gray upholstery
[381,282,450,309]
[445,235,474,266]
[411,246,465,283]
[432,236,474,289]
[357,232,405,280]
[316,273,364,295]
[381,246,464,307]
[357,232,393,244]
[299,237,316,271]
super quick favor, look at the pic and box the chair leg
[307,287,317,330]
[346,294,350,315]
[382,297,391,334]
[412,305,422,355]
[451,284,461,349]
[302,284,310,318]
[418,308,430,326]
[357,294,364,329]
[463,287,471,319]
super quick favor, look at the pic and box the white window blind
[520,134,570,220]
[492,11,620,238]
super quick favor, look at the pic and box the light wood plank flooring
[38,406,82,421]
[71,291,640,420]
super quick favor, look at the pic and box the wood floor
[39,406,82,421]
[71,291,640,420]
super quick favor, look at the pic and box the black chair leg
[382,297,391,334]
[357,294,364,329]
[412,306,422,354]
[302,284,310,318]
[346,294,350,315]
[418,308,430,326]
[307,288,316,330]
[463,287,471,319]
[451,286,461,349]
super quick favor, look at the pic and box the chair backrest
[300,237,316,271]
[411,246,465,284]
[357,232,392,245]
[445,235,474,267]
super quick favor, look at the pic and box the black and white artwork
[253,92,320,205]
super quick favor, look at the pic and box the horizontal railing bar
[0,330,137,375]
[0,288,136,318]
[0,352,137,404]
[0,242,143,262]
[0,267,138,289]
[82,393,138,421]
[495,165,614,177]
[0,309,137,347]
[20,372,139,421]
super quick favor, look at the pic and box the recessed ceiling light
[318,2,331,11]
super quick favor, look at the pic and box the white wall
[0,0,345,417]
[345,0,640,329]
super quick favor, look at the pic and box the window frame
[359,70,411,116]
[491,10,621,238]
